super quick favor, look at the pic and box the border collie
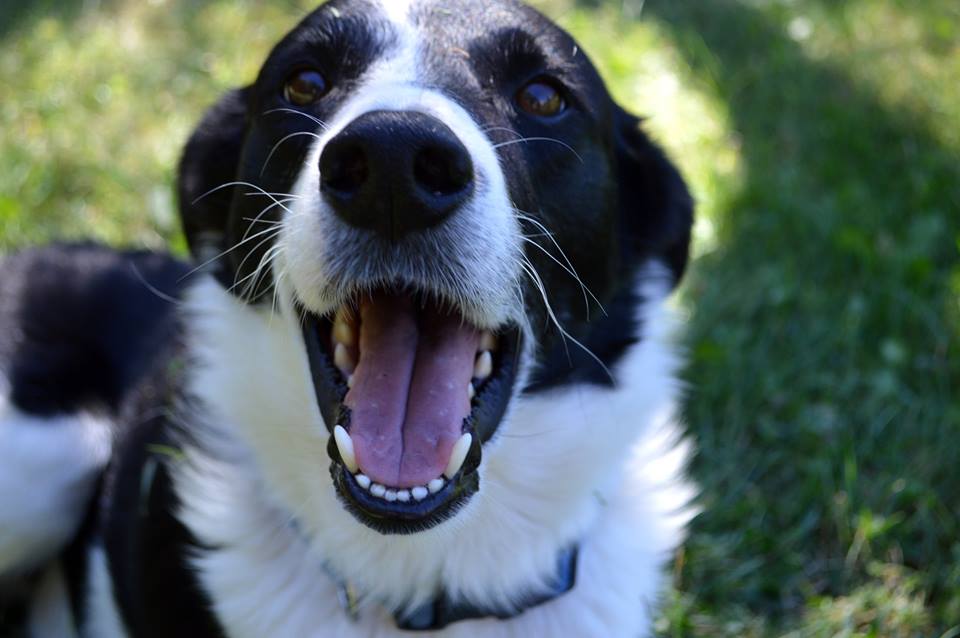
[0,0,695,635]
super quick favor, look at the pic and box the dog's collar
[334,546,579,631]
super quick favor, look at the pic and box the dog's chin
[298,286,521,535]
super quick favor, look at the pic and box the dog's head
[179,0,691,539]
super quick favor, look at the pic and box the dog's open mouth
[300,288,520,533]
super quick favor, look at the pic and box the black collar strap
[336,546,579,631]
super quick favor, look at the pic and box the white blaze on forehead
[370,0,420,88]
[378,0,417,25]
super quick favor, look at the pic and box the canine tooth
[334,343,355,374]
[479,332,497,352]
[333,315,356,347]
[444,433,472,479]
[411,486,428,500]
[370,483,386,498]
[384,490,398,502]
[396,489,411,502]
[355,474,371,489]
[428,478,445,494]
[347,374,354,389]
[473,351,492,380]
[333,425,358,473]
[468,382,476,400]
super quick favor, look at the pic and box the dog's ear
[615,106,694,286]
[177,87,251,267]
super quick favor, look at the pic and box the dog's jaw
[173,267,692,635]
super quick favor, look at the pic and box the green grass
[2,0,959,635]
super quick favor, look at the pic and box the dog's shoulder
[0,242,190,415]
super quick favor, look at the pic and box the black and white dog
[0,0,695,635]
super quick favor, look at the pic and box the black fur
[0,244,188,416]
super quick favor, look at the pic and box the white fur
[171,267,692,637]
[0,377,112,580]
[80,547,129,638]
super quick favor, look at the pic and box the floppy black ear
[615,107,694,287]
[177,87,251,267]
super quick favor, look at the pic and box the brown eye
[516,79,566,117]
[284,69,328,106]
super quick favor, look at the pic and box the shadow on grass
[0,0,104,40]
[632,0,960,625]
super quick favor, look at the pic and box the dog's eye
[284,69,329,106]
[516,79,566,118]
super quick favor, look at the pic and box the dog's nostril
[413,145,473,198]
[321,142,368,195]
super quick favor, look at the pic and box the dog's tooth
[427,478,445,494]
[444,433,472,479]
[396,489,411,502]
[479,331,497,352]
[411,486,428,500]
[355,474,371,489]
[384,490,398,502]
[347,374,354,389]
[333,425,358,473]
[334,343,355,374]
[473,351,492,380]
[370,483,386,498]
[468,382,476,400]
[333,315,356,347]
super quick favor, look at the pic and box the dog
[0,0,695,635]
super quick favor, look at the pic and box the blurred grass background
[1,0,959,635]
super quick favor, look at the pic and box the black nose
[319,110,474,240]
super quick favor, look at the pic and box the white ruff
[0,379,112,579]
[79,546,130,638]
[173,269,693,637]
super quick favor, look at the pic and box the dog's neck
[171,276,690,635]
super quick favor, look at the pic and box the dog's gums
[299,288,520,532]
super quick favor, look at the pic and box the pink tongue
[344,293,479,488]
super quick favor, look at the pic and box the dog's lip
[297,292,521,533]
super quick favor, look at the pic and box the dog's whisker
[129,262,183,306]
[225,230,284,296]
[250,243,286,303]
[191,181,296,210]
[260,131,324,177]
[516,256,614,384]
[238,197,297,246]
[234,240,285,302]
[269,267,288,324]
[180,223,286,282]
[262,107,330,129]
[184,194,292,284]
[243,191,302,199]
[492,137,584,163]
[519,236,604,320]
[514,210,607,318]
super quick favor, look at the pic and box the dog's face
[179,0,691,536]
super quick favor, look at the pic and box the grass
[2,0,959,635]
